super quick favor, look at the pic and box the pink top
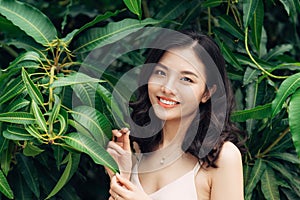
[131,162,201,200]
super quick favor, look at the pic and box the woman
[106,30,245,200]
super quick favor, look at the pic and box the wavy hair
[129,30,245,168]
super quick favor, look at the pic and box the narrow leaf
[250,0,264,52]
[21,68,44,108]
[261,167,280,200]
[31,100,47,133]
[0,112,35,124]
[243,0,259,28]
[0,0,57,46]
[3,126,33,140]
[218,15,244,40]
[24,125,44,141]
[272,72,300,117]
[63,132,118,173]
[202,0,224,8]
[16,154,40,198]
[49,94,61,125]
[245,159,267,198]
[73,18,162,53]
[231,103,271,122]
[70,106,111,146]
[50,72,103,88]
[23,142,44,157]
[5,98,30,112]
[0,169,14,199]
[0,77,25,106]
[123,0,142,20]
[288,89,300,157]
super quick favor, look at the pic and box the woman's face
[148,47,210,122]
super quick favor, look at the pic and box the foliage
[0,0,299,199]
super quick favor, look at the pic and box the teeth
[160,98,177,105]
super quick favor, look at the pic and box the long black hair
[129,30,245,168]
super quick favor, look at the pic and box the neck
[160,116,195,148]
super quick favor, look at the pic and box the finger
[123,131,131,151]
[112,129,122,138]
[116,173,135,190]
[107,141,126,155]
[111,175,131,196]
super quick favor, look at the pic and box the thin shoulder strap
[193,161,201,174]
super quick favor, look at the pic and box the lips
[157,96,180,108]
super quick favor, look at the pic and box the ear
[201,84,217,103]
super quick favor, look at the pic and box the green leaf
[218,15,244,40]
[5,98,30,112]
[50,72,104,88]
[261,167,280,200]
[250,0,264,53]
[31,100,47,133]
[49,94,61,126]
[64,10,121,44]
[155,0,193,21]
[0,136,8,153]
[0,77,25,106]
[24,125,44,141]
[243,0,259,28]
[231,103,271,122]
[63,132,118,173]
[272,72,300,117]
[123,0,142,20]
[245,159,267,199]
[268,152,300,164]
[70,106,112,146]
[0,169,14,199]
[23,142,44,157]
[0,0,57,46]
[202,0,224,8]
[71,83,96,107]
[264,44,294,61]
[73,18,162,53]
[243,67,261,85]
[46,153,79,199]
[16,154,40,198]
[21,68,45,108]
[2,51,40,72]
[0,112,35,124]
[289,89,300,157]
[3,126,34,140]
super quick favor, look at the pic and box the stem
[208,8,212,35]
[0,42,18,58]
[245,27,288,79]
[142,0,150,18]
[259,127,290,157]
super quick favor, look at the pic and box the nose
[161,78,177,95]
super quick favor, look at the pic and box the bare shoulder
[216,141,242,167]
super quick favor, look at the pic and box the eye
[154,70,166,76]
[181,77,193,83]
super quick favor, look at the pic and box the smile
[157,96,180,107]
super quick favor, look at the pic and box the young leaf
[31,100,47,133]
[16,154,40,198]
[0,169,14,199]
[21,68,45,108]
[261,167,280,200]
[63,132,118,173]
[0,0,57,46]
[0,112,35,124]
[288,89,300,157]
[272,72,300,117]
[123,0,142,20]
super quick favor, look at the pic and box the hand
[106,128,132,180]
[109,173,152,200]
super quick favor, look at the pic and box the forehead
[158,47,206,77]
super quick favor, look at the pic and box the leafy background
[0,0,299,199]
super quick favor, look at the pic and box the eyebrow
[156,63,199,78]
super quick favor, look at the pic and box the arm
[210,142,244,200]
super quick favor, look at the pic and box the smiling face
[148,47,210,123]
